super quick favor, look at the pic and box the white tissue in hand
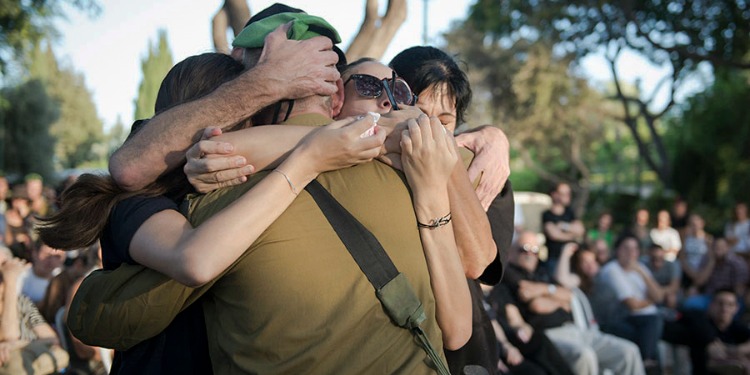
[360,112,380,138]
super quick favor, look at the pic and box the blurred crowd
[0,173,108,375]
[487,182,750,375]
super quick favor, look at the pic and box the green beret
[232,12,341,49]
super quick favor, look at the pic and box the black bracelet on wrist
[417,212,452,229]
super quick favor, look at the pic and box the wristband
[547,284,557,295]
[417,212,452,229]
[272,169,298,195]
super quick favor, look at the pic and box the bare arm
[635,266,665,304]
[690,253,717,287]
[0,259,26,341]
[555,243,581,289]
[622,297,655,311]
[448,157,497,279]
[454,125,510,210]
[110,28,340,191]
[131,118,384,287]
[402,116,471,350]
[544,222,581,242]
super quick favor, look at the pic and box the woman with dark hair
[37,52,384,374]
[389,46,473,130]
[389,46,515,375]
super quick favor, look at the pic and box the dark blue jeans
[601,313,664,362]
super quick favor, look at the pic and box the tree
[134,29,173,120]
[0,79,58,180]
[26,42,103,169]
[0,0,99,77]
[668,69,750,207]
[445,24,615,215]
[466,0,750,187]
[210,0,407,61]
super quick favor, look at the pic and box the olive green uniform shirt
[69,114,444,374]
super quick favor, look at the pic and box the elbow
[442,323,472,351]
[465,264,485,280]
[174,260,216,288]
[175,270,211,288]
[464,243,497,280]
[109,157,145,191]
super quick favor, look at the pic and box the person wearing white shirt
[599,234,665,371]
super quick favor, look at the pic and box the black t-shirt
[480,181,513,285]
[444,181,514,375]
[500,264,572,330]
[101,195,177,270]
[542,207,576,260]
[716,320,750,345]
[102,195,212,375]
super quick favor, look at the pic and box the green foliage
[0,0,100,76]
[465,0,750,189]
[134,29,173,120]
[0,79,58,180]
[668,69,750,207]
[26,42,103,169]
[445,23,617,211]
[467,0,750,70]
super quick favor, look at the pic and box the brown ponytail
[36,174,136,249]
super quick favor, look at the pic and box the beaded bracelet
[417,212,452,229]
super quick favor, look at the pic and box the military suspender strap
[304,180,451,375]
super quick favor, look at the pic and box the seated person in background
[725,202,750,256]
[663,289,750,375]
[681,213,712,287]
[597,233,664,370]
[541,183,585,274]
[0,247,68,375]
[670,199,690,236]
[18,240,64,306]
[4,187,34,261]
[642,243,681,311]
[682,236,749,312]
[650,209,682,261]
[631,208,652,253]
[587,212,614,249]
[498,231,643,375]
[592,238,611,265]
[23,175,53,218]
[487,283,575,375]
[555,242,599,294]
[38,243,100,324]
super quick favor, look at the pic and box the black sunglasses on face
[344,72,417,109]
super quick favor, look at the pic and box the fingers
[184,156,254,193]
[260,23,294,61]
[200,127,222,141]
[186,139,234,160]
[333,114,385,153]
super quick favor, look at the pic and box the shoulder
[542,210,554,221]
[112,195,179,223]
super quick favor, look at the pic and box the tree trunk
[211,0,407,63]
[212,7,230,53]
[212,0,251,53]
[346,0,408,61]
